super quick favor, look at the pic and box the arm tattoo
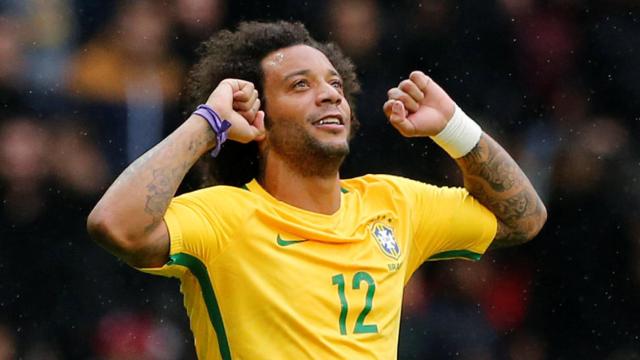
[113,128,214,235]
[143,166,185,233]
[456,134,546,247]
[90,117,216,267]
[142,134,212,233]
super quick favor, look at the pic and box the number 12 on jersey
[331,272,378,335]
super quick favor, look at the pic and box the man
[87,21,546,359]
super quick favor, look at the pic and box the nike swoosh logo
[277,234,308,247]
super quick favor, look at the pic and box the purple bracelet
[192,104,232,157]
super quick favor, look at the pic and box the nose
[316,81,342,106]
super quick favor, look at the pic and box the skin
[87,44,545,268]
[86,78,265,267]
[382,71,547,247]
[259,45,352,213]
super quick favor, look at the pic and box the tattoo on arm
[141,134,213,233]
[90,116,217,267]
[112,126,214,235]
[143,167,185,233]
[456,134,547,247]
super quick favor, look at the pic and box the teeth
[317,118,341,125]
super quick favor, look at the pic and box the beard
[266,117,351,178]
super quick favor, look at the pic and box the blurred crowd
[0,0,639,359]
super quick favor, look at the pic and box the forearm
[88,115,215,257]
[455,133,547,247]
[382,72,546,246]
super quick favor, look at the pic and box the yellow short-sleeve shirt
[140,174,497,359]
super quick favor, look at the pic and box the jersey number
[331,272,378,335]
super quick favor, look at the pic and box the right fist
[206,79,266,143]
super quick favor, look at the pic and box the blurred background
[0,0,639,359]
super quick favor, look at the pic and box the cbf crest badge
[370,222,401,260]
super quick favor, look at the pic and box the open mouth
[313,117,343,126]
[312,114,344,127]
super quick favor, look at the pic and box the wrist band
[430,105,482,158]
[192,104,232,157]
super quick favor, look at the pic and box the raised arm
[383,71,546,248]
[87,79,265,267]
[455,134,546,247]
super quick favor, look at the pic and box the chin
[315,131,349,147]
[318,140,350,158]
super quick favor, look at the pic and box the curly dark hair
[185,21,360,187]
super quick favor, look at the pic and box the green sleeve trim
[427,249,482,262]
[340,187,349,194]
[168,253,232,360]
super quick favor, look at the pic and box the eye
[331,80,343,89]
[293,79,309,89]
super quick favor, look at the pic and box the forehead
[261,44,338,81]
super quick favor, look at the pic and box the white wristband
[430,105,482,158]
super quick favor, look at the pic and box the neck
[260,152,342,215]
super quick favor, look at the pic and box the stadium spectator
[0,115,125,357]
[498,0,584,105]
[0,323,15,360]
[66,0,184,173]
[0,16,28,119]
[2,0,76,113]
[530,115,637,357]
[93,309,184,360]
[171,0,227,65]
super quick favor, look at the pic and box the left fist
[383,71,456,137]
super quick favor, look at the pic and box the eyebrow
[282,69,340,82]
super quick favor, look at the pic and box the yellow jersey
[139,174,497,359]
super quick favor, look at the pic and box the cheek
[340,100,352,120]
[266,96,310,123]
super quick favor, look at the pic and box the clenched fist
[206,79,266,143]
[383,71,456,138]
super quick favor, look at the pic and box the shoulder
[342,174,438,193]
[172,185,257,213]
[342,174,469,203]
[177,184,253,200]
[342,173,408,187]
